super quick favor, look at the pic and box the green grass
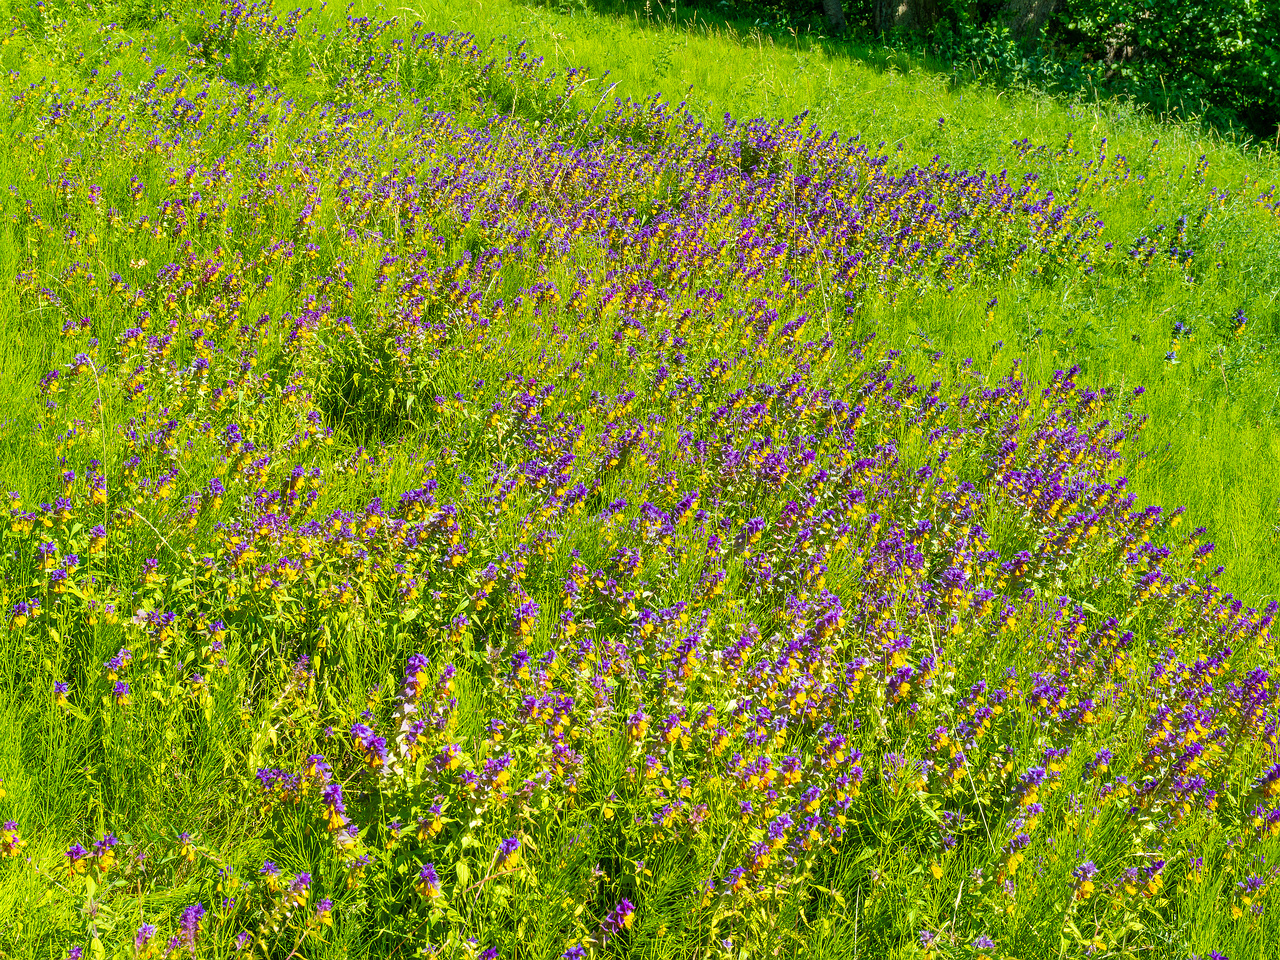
[10,0,1280,596]
[0,0,1278,956]
[415,0,1280,599]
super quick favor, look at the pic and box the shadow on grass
[510,0,1277,149]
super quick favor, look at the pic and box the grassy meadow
[1,0,1280,957]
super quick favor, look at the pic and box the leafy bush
[619,0,1280,140]
[1052,0,1280,137]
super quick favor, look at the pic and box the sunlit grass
[0,0,1278,956]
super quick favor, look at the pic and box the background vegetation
[556,0,1280,142]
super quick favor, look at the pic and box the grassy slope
[414,0,1280,601]
[3,1,1278,590]
[0,0,1278,956]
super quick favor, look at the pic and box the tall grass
[0,0,1278,957]
[416,0,1280,599]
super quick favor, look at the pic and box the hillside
[1,0,1279,956]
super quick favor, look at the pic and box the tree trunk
[873,0,896,34]
[822,0,847,35]
[875,0,942,34]
[998,0,1058,39]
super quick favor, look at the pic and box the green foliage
[1053,0,1280,136]
[594,0,1280,139]
[933,21,1084,89]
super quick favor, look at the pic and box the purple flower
[496,836,521,868]
[416,862,441,898]
[179,902,205,951]
[65,843,88,872]
[321,782,347,830]
[1073,861,1098,882]
[134,924,156,950]
[601,898,635,940]
[92,829,116,860]
[351,722,387,768]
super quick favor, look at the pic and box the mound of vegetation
[0,1,1278,957]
